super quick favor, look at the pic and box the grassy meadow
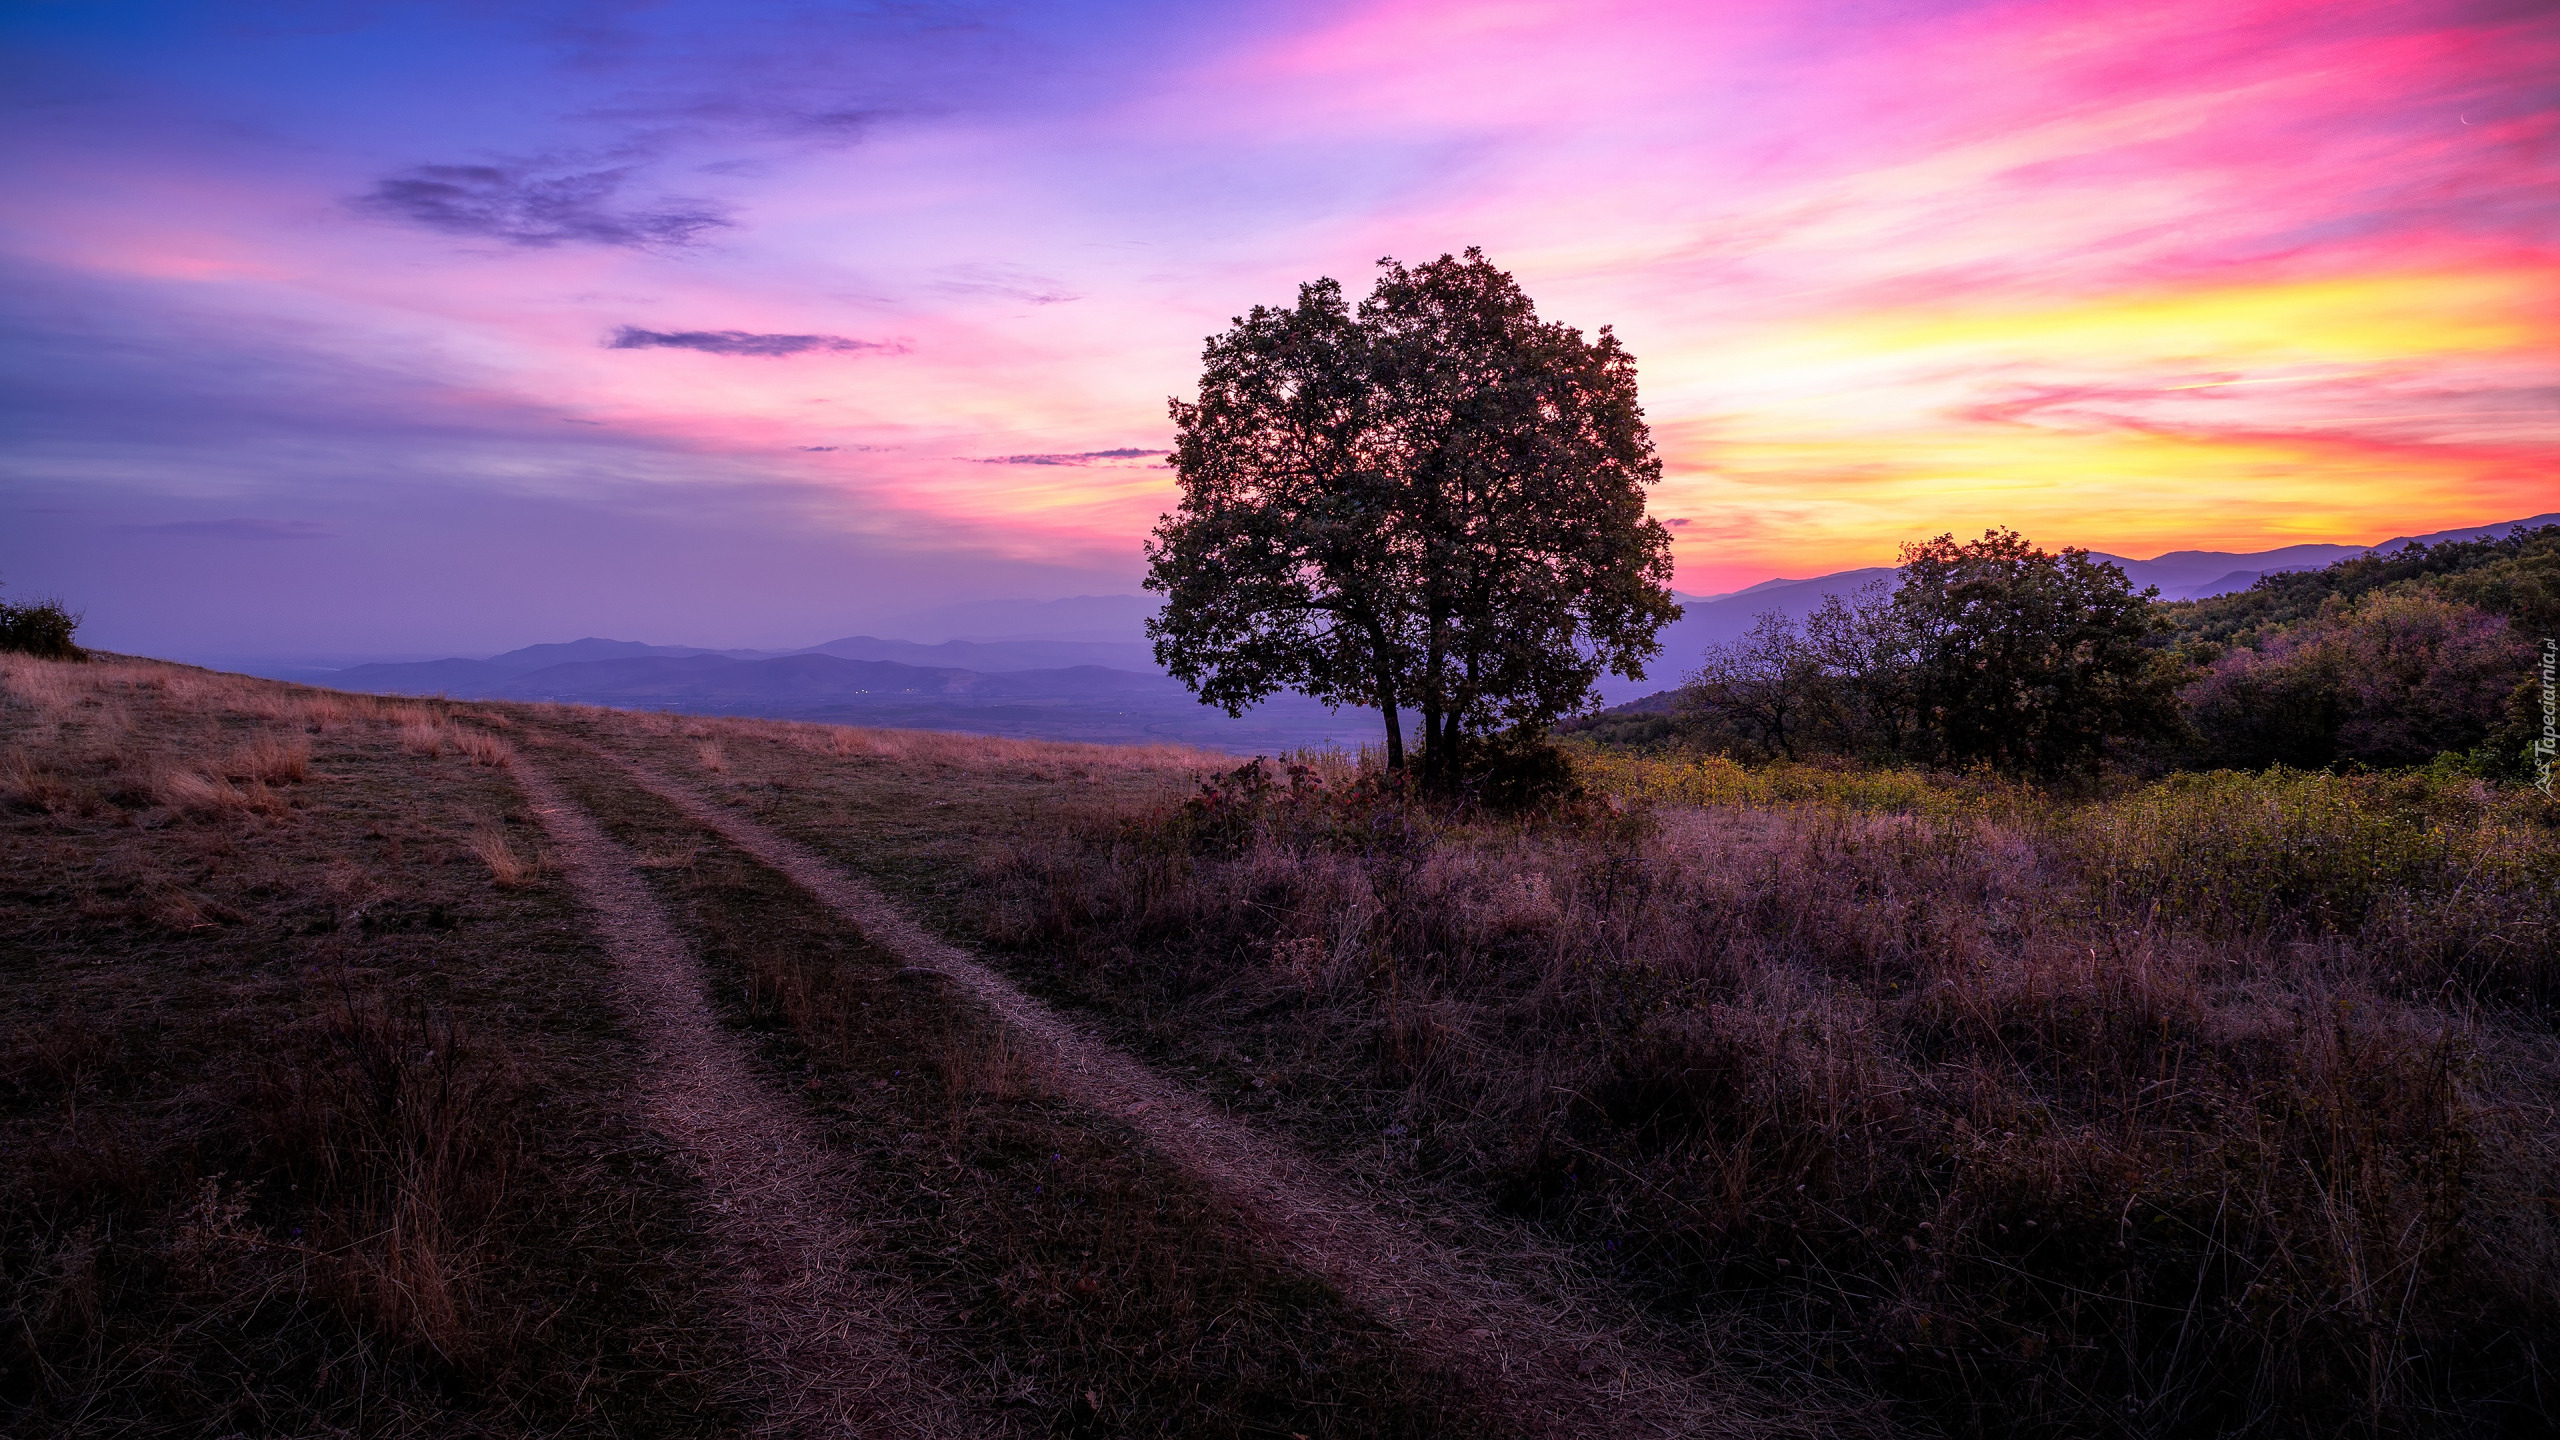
[554,708,2560,1436]
[0,655,743,1436]
[7,651,2559,1437]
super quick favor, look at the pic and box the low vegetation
[547,756,1502,1438]
[0,656,740,1436]
[5,661,1520,1438]
[1659,525,2556,782]
[10,519,2557,1437]
[589,706,2560,1438]
[0,582,84,660]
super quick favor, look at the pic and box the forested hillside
[1585,525,2556,779]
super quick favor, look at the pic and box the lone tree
[1894,529,2179,773]
[1145,250,1678,784]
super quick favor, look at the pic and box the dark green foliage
[2162,523,2560,649]
[1447,726,1584,810]
[1146,249,1678,786]
[1642,527,2555,779]
[1674,534,2180,774]
[1552,691,1682,751]
[0,582,84,659]
[2182,589,2530,769]
[2161,528,2557,773]
[1895,528,2183,773]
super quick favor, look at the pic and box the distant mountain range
[322,636,1362,752]
[306,513,2556,746]
[1596,511,2559,703]
[326,633,1161,695]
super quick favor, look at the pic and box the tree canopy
[1679,531,2180,774]
[1145,250,1677,783]
[1894,529,2179,773]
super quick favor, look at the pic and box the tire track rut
[578,746,1861,1440]
[515,759,985,1440]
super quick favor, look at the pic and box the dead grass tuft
[155,768,248,818]
[0,652,93,719]
[3,752,94,816]
[469,826,537,887]
[632,843,699,870]
[453,730,515,768]
[695,739,727,773]
[399,720,451,756]
[231,734,312,784]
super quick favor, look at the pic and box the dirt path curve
[588,750,1862,1440]
[513,759,988,1440]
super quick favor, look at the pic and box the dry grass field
[9,653,2560,1438]
[0,656,741,1437]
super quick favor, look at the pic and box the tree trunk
[1360,610,1406,770]
[1378,686,1405,769]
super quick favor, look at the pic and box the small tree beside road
[1146,250,1677,787]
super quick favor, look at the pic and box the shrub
[2183,591,2531,769]
[2067,765,2560,1006]
[1449,725,1583,811]
[0,592,84,659]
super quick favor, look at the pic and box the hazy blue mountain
[309,513,2560,744]
[477,654,1180,705]
[326,657,518,692]
[2100,513,2560,600]
[327,638,762,695]
[323,649,1369,752]
[796,634,1161,673]
[868,594,1162,643]
[479,638,761,670]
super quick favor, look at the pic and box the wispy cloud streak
[358,165,729,248]
[606,327,900,356]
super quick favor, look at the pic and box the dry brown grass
[2,654,743,1437]
[577,717,2558,1439]
[1012,771,2560,1435]
[469,825,537,886]
[399,720,450,755]
[545,758,1509,1438]
[154,767,252,817]
[453,729,515,768]
[539,704,1226,776]
[231,732,312,783]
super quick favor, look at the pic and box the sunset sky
[2,0,2553,660]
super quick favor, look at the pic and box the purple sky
[3,1,2553,664]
